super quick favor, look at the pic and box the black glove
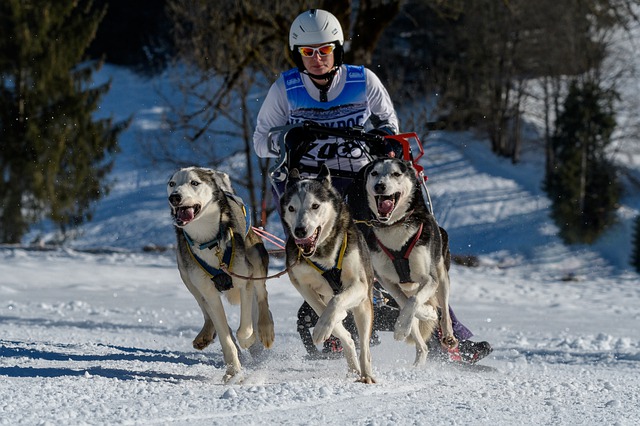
[366,127,403,158]
[385,139,404,158]
[367,127,393,137]
[285,125,316,150]
[285,125,317,169]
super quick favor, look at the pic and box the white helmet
[289,9,344,51]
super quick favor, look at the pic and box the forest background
[1,0,640,268]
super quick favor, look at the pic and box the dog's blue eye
[191,181,199,186]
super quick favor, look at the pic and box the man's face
[300,43,335,77]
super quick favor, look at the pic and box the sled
[266,120,434,218]
[252,121,436,252]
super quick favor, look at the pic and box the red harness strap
[375,223,424,283]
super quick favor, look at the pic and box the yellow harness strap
[303,232,348,273]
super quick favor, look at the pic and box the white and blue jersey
[283,65,369,129]
[281,65,372,175]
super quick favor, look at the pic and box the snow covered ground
[1,65,639,425]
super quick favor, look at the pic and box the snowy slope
[1,65,639,425]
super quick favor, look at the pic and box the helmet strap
[305,68,337,102]
[302,66,338,83]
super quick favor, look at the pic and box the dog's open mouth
[295,227,320,257]
[375,193,400,221]
[173,204,201,226]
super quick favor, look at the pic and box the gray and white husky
[363,157,457,366]
[281,165,376,384]
[167,167,274,383]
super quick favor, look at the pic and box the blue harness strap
[223,191,251,235]
[181,191,252,292]
[183,228,235,292]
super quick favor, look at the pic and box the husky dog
[281,165,376,384]
[363,157,457,366]
[167,167,275,383]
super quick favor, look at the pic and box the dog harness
[181,191,253,292]
[183,228,236,292]
[375,223,424,283]
[301,233,348,295]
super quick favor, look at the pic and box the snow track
[1,247,639,425]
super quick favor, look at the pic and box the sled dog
[281,165,376,383]
[167,167,274,383]
[363,157,457,366]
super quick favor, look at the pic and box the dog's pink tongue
[295,237,314,246]
[378,199,394,215]
[177,207,195,223]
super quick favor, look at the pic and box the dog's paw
[441,335,458,349]
[393,327,411,341]
[312,323,333,345]
[258,310,275,349]
[413,346,428,367]
[312,309,341,345]
[357,375,377,384]
[258,324,275,349]
[193,320,216,350]
[192,331,216,350]
[222,367,244,384]
[393,310,413,341]
[415,304,437,321]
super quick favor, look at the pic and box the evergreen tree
[0,0,128,243]
[632,215,640,273]
[546,80,620,244]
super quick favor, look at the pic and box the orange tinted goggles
[298,43,336,57]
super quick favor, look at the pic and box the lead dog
[281,165,375,383]
[362,157,457,366]
[167,167,275,383]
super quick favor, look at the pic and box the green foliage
[632,215,640,272]
[545,80,620,244]
[0,0,129,243]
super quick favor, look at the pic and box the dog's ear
[316,164,332,187]
[286,168,301,189]
[197,168,216,184]
[211,170,234,194]
[397,158,415,174]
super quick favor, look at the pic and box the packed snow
[1,65,639,425]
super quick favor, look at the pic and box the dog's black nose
[169,193,182,206]
[294,227,307,239]
[374,182,386,193]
